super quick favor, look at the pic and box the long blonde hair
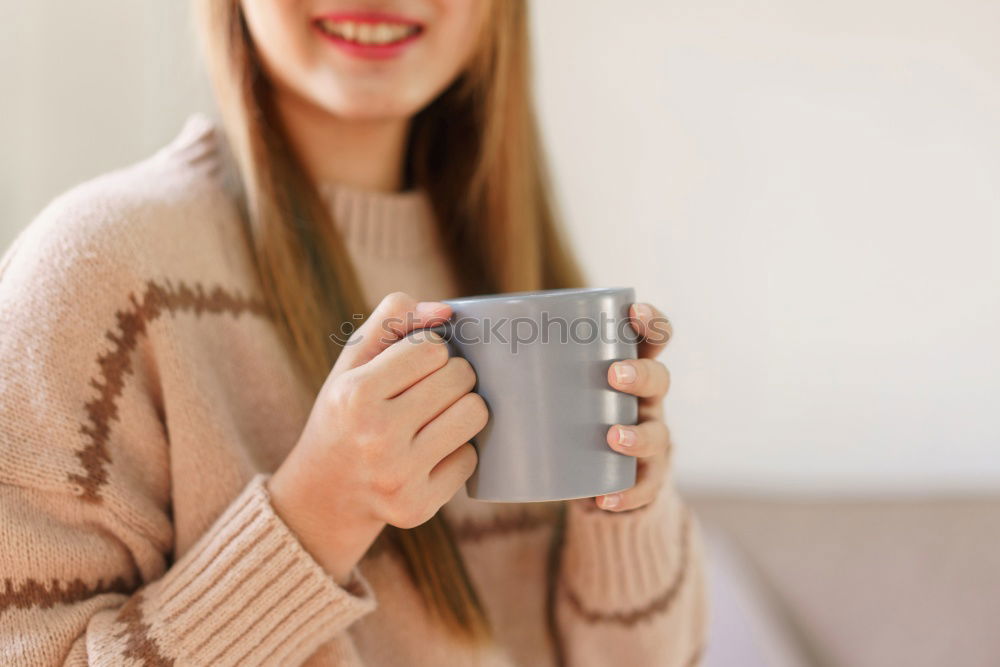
[194,0,585,644]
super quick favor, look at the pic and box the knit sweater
[0,114,707,666]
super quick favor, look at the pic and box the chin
[327,102,415,121]
[314,84,425,122]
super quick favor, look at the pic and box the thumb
[335,292,451,371]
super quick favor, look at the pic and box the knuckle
[459,443,479,474]
[320,382,344,412]
[382,291,413,312]
[653,362,671,393]
[449,357,477,385]
[382,502,408,527]
[415,497,436,523]
[386,498,430,529]
[341,371,376,406]
[376,293,415,337]
[370,467,406,498]
[350,369,375,394]
[420,335,450,366]
[327,376,357,411]
[463,393,490,428]
[393,513,419,530]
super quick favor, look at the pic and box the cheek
[240,0,320,92]
[421,0,487,83]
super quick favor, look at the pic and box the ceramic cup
[428,287,640,502]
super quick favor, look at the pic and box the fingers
[358,328,453,398]
[629,302,673,359]
[413,392,489,472]
[336,292,451,371]
[394,356,478,431]
[427,442,479,507]
[608,358,670,399]
[606,419,671,459]
[597,453,668,512]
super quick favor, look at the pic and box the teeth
[318,19,417,45]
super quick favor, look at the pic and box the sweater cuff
[560,483,690,618]
[150,474,377,664]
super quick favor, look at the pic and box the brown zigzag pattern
[70,280,269,503]
[561,510,692,626]
[114,592,174,666]
[0,576,130,616]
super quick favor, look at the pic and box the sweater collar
[318,182,439,259]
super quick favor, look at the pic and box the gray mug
[430,287,640,503]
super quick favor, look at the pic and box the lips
[313,11,424,59]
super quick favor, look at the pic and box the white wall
[531,0,1000,494]
[3,1,998,495]
[0,1,210,248]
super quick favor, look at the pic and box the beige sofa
[689,495,1000,667]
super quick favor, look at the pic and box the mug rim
[443,286,632,306]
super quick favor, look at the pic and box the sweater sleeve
[0,185,377,665]
[0,477,377,666]
[554,482,708,667]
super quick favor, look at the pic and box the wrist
[267,471,384,587]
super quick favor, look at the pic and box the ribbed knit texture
[159,476,376,662]
[317,181,464,310]
[320,182,437,258]
[0,114,706,666]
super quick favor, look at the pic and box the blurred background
[3,1,999,665]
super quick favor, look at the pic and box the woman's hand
[268,292,487,587]
[573,302,674,512]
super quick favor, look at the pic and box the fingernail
[613,362,636,384]
[617,426,636,447]
[635,303,653,320]
[602,494,620,509]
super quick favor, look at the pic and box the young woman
[0,1,706,665]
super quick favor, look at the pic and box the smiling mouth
[314,18,423,46]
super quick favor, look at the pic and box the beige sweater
[0,115,707,666]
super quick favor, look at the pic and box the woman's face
[240,0,488,120]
